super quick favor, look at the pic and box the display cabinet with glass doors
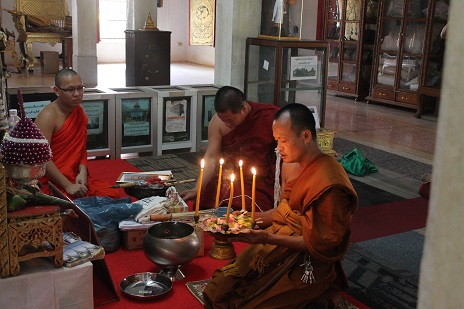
[324,0,379,101]
[414,0,448,118]
[244,37,328,127]
[367,0,443,112]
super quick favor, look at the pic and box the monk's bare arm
[180,114,223,201]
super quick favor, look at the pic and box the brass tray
[120,272,172,301]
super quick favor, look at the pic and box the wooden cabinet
[125,30,171,86]
[244,37,328,127]
[323,0,379,101]
[367,0,447,113]
[415,0,448,118]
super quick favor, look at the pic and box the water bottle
[7,109,21,132]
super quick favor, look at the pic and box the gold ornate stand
[208,234,236,260]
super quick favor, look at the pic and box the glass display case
[415,0,448,118]
[260,0,305,40]
[110,87,157,158]
[143,86,197,155]
[367,0,443,112]
[82,88,117,159]
[244,37,328,127]
[324,0,379,100]
[180,84,221,151]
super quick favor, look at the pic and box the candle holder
[208,233,236,260]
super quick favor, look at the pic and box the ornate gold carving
[189,0,215,46]
[317,129,337,157]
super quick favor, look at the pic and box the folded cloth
[339,148,378,177]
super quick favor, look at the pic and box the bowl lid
[120,272,172,301]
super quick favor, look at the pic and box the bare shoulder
[35,102,59,135]
[35,101,58,121]
[281,162,302,187]
[209,113,231,137]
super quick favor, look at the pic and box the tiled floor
[5,62,437,166]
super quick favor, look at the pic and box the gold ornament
[143,12,158,30]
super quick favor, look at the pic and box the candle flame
[230,173,235,182]
[239,160,243,167]
[201,159,205,168]
[252,167,256,175]
[220,158,224,165]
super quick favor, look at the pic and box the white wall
[157,0,215,66]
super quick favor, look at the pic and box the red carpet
[84,158,428,308]
[351,197,429,243]
[87,158,141,201]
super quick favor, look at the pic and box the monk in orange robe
[203,103,358,308]
[180,86,279,212]
[35,68,120,199]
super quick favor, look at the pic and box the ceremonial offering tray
[120,272,172,301]
[200,212,254,235]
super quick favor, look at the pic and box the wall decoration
[189,0,215,46]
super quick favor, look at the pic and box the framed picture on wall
[189,0,216,46]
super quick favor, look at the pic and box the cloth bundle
[339,148,378,176]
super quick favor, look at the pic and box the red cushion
[7,205,60,218]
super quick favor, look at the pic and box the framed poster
[290,56,317,80]
[189,0,215,46]
[82,101,104,135]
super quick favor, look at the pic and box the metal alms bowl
[143,221,200,281]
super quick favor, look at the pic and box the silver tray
[120,272,172,301]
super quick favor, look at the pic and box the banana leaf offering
[7,185,75,212]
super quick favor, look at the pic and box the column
[418,1,464,307]
[71,0,98,87]
[214,0,261,89]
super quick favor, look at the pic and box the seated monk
[35,68,120,199]
[203,103,358,308]
[180,86,279,212]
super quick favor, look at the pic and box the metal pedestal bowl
[143,221,200,281]
[4,163,46,188]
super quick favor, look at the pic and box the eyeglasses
[56,85,85,94]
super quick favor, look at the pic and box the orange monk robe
[203,154,358,308]
[199,101,279,212]
[39,105,120,199]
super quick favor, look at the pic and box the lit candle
[251,167,256,223]
[225,174,235,224]
[239,160,245,211]
[214,158,224,209]
[195,159,205,217]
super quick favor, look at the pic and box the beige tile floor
[5,61,437,166]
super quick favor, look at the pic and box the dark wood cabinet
[323,0,380,101]
[125,30,171,86]
[367,0,448,114]
[415,0,448,118]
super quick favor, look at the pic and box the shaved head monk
[203,103,358,308]
[180,86,279,212]
[35,68,120,199]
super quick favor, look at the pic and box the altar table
[0,259,93,309]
